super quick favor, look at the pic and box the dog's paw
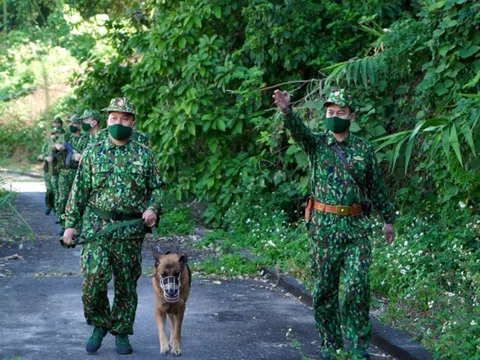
[160,344,170,356]
[160,349,169,356]
[171,347,182,357]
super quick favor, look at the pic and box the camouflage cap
[101,97,136,115]
[51,127,65,134]
[323,89,354,110]
[79,109,102,121]
[69,114,82,124]
[52,115,63,126]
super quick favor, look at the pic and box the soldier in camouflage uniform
[38,127,64,215]
[76,109,103,155]
[54,115,83,234]
[63,97,163,355]
[52,115,63,129]
[273,89,395,360]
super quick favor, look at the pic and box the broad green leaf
[187,122,196,136]
[295,152,309,168]
[217,118,226,131]
[459,46,479,59]
[449,125,463,166]
[409,120,425,141]
[428,1,445,11]
[286,144,299,155]
[232,121,243,135]
[352,60,360,85]
[390,135,407,172]
[461,124,476,156]
[350,122,361,133]
[361,59,368,89]
[213,6,222,19]
[178,38,186,49]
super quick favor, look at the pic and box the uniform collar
[326,130,352,147]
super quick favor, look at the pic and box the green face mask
[108,124,133,140]
[69,125,80,133]
[81,122,92,132]
[326,116,351,134]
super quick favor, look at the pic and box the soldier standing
[77,109,103,155]
[62,97,163,355]
[38,127,63,214]
[273,89,395,360]
[54,115,83,235]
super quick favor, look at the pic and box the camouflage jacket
[53,133,83,170]
[64,137,163,229]
[284,111,395,238]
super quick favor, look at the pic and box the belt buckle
[336,205,350,215]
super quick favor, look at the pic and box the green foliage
[156,207,195,237]
[370,206,480,360]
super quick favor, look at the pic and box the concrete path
[0,174,394,360]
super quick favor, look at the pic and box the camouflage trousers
[80,210,144,335]
[43,172,55,210]
[52,175,60,213]
[310,232,372,356]
[58,169,77,226]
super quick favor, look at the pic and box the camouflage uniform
[283,90,395,357]
[40,138,55,211]
[55,115,83,227]
[64,98,163,335]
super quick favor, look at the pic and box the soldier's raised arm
[273,89,319,154]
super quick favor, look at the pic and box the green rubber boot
[115,335,133,355]
[85,326,108,353]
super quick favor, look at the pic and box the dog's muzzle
[160,275,181,303]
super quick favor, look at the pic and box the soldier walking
[54,115,83,235]
[62,97,163,355]
[273,89,395,360]
[38,127,63,214]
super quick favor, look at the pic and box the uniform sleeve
[40,142,48,158]
[283,109,318,154]
[146,151,164,214]
[366,146,395,224]
[64,149,93,229]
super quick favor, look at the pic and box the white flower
[471,320,477,326]
[400,269,407,275]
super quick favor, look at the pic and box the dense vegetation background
[0,1,478,358]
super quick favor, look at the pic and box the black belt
[88,206,142,221]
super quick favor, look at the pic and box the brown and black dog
[151,246,191,356]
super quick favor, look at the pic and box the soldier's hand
[142,209,157,228]
[272,89,291,113]
[54,143,65,151]
[63,228,77,245]
[383,223,395,244]
[74,153,82,162]
[45,156,53,163]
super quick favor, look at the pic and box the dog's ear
[178,253,188,265]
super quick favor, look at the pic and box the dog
[151,246,191,356]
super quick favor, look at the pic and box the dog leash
[59,218,145,248]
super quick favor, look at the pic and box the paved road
[0,175,393,360]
